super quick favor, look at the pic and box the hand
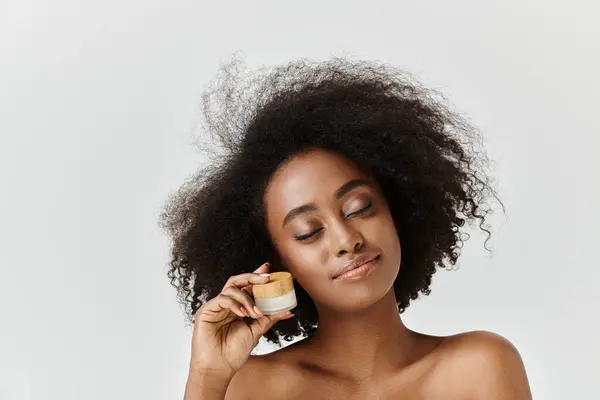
[188,262,295,379]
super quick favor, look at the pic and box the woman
[160,57,532,399]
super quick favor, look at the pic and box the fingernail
[254,262,270,273]
[253,306,264,317]
[259,273,270,277]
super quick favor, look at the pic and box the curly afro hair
[159,56,501,347]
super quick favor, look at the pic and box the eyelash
[294,202,372,242]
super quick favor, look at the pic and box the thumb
[242,262,271,296]
[248,311,294,343]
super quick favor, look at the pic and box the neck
[302,288,423,382]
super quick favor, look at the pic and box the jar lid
[252,271,294,299]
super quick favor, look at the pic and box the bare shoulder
[440,330,523,359]
[429,330,532,399]
[224,353,292,400]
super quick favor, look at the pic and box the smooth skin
[188,148,532,399]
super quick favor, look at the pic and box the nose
[332,222,364,257]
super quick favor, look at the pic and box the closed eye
[295,227,324,241]
[294,202,372,242]
[348,201,372,217]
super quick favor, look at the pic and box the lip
[332,253,381,280]
[334,257,380,282]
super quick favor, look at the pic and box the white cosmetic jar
[252,272,297,315]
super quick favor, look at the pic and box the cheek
[370,213,401,266]
[276,241,325,277]
[287,246,327,279]
[381,219,400,247]
[277,245,331,296]
[385,230,402,270]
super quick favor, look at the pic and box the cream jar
[252,272,297,315]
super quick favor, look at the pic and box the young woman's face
[263,148,401,312]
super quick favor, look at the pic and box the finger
[253,262,270,273]
[222,286,262,319]
[200,294,247,320]
[267,310,295,322]
[247,311,295,342]
[223,272,270,292]
[243,263,271,295]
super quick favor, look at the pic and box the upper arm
[460,331,533,399]
[225,355,285,400]
[224,356,260,400]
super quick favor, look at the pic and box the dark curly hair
[159,56,502,347]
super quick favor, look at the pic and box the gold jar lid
[252,271,294,299]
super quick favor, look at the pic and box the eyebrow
[281,178,373,227]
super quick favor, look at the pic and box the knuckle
[221,288,241,301]
[221,286,236,295]
[223,276,236,287]
[214,293,231,305]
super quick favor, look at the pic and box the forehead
[264,149,369,214]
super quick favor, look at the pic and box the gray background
[1,0,598,399]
